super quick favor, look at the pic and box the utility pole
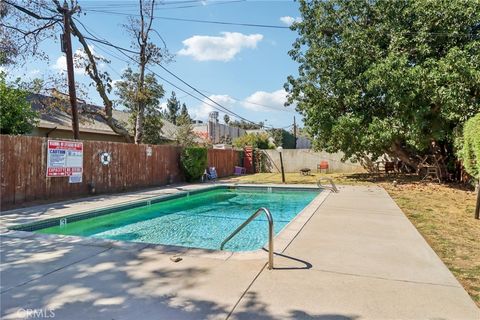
[293,116,297,149]
[61,1,80,139]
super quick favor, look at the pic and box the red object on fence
[244,146,254,174]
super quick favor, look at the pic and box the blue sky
[5,0,303,128]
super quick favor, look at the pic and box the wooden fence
[0,135,242,210]
[207,148,242,177]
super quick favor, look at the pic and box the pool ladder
[220,207,274,270]
[317,177,339,193]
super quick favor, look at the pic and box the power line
[82,9,290,29]
[74,18,296,116]
[74,19,267,126]
[80,0,205,8]
[81,0,245,11]
[155,63,271,126]
[77,6,478,36]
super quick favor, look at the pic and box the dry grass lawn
[225,172,480,306]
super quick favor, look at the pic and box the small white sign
[47,140,83,177]
[146,147,153,157]
[60,218,67,227]
[69,173,82,184]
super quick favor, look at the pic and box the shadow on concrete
[231,291,360,320]
[1,234,361,320]
[270,251,313,270]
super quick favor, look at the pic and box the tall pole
[61,2,80,140]
[279,152,285,183]
[475,179,479,220]
[277,147,286,183]
[293,116,297,149]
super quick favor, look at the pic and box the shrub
[233,133,274,149]
[459,113,480,179]
[268,128,296,149]
[180,147,207,182]
[0,73,38,135]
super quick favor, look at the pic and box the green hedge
[0,73,38,135]
[232,132,273,149]
[459,113,480,179]
[180,147,208,182]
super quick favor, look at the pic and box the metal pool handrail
[317,177,339,193]
[220,207,274,270]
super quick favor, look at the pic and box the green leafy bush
[233,133,274,149]
[459,114,480,179]
[268,128,296,149]
[0,73,38,135]
[180,147,208,182]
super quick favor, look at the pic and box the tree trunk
[391,140,419,171]
[133,0,149,144]
[69,19,132,142]
[134,54,146,144]
[430,140,449,181]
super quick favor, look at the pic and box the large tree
[115,67,165,144]
[2,0,170,143]
[228,119,263,130]
[122,0,170,143]
[2,0,132,140]
[286,0,480,177]
[175,114,196,147]
[0,73,38,134]
[179,103,192,124]
[163,91,180,125]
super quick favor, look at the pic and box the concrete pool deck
[1,184,478,319]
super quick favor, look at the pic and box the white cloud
[191,94,235,120]
[111,78,122,88]
[243,89,292,112]
[28,69,40,76]
[178,32,263,62]
[280,16,302,26]
[189,89,297,122]
[52,45,104,75]
[159,101,167,112]
[52,55,84,75]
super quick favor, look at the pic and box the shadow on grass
[340,173,474,192]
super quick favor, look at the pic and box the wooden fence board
[208,149,241,177]
[0,135,242,210]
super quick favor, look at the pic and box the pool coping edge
[1,183,331,262]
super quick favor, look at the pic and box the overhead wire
[81,9,290,29]
[80,0,246,11]
[74,17,268,126]
[72,16,297,128]
[75,17,296,116]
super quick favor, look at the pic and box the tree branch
[69,18,132,142]
[4,0,61,20]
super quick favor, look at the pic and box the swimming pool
[15,186,320,251]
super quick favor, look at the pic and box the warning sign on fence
[46,140,83,177]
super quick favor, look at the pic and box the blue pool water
[35,187,319,251]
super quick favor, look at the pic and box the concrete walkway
[1,185,478,319]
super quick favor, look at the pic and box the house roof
[29,94,180,140]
